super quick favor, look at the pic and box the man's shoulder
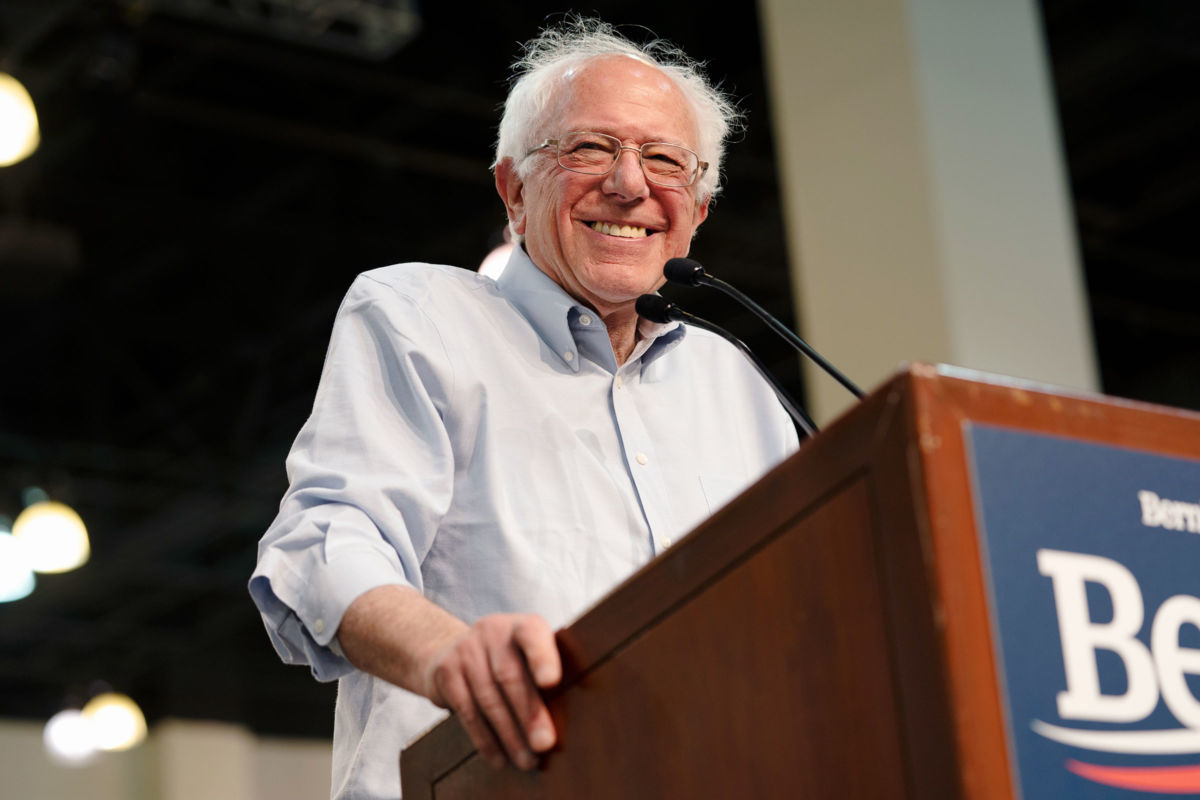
[335,262,515,346]
[355,262,495,301]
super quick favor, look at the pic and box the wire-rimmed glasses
[525,131,708,188]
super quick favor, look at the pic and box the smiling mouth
[589,221,656,239]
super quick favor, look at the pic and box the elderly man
[250,19,798,800]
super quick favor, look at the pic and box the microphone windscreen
[663,258,705,286]
[635,294,674,323]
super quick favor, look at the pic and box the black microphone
[636,295,818,438]
[663,257,865,399]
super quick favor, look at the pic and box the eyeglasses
[525,131,709,188]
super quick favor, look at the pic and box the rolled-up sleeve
[249,272,456,681]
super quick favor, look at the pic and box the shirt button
[663,538,673,549]
[616,376,624,389]
[579,314,592,326]
[635,452,648,465]
[314,618,326,635]
[564,351,574,362]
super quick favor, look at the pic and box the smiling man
[496,54,709,363]
[250,18,798,800]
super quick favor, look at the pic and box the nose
[602,146,650,200]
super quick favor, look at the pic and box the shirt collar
[495,245,686,372]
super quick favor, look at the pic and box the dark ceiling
[0,0,1196,740]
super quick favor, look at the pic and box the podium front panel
[965,425,1200,798]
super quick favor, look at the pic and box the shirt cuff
[250,547,415,682]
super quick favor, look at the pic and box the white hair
[493,18,743,204]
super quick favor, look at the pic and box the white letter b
[1037,549,1159,723]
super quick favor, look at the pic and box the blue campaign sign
[965,424,1200,799]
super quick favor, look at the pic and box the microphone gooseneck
[635,294,818,438]
[662,258,865,400]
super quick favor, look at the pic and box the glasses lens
[640,144,698,187]
[557,132,620,173]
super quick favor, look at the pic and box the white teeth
[590,221,648,238]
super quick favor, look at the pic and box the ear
[689,194,711,239]
[494,158,527,236]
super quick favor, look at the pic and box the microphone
[663,258,865,399]
[636,295,818,438]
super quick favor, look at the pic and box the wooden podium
[401,364,1200,799]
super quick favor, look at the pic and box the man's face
[497,56,710,316]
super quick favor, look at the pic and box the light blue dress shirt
[250,246,798,799]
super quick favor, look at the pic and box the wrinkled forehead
[538,55,698,145]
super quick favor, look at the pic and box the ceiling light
[0,72,40,167]
[12,501,90,573]
[81,692,147,751]
[0,530,36,602]
[43,709,99,766]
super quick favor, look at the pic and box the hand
[336,587,562,771]
[421,614,561,770]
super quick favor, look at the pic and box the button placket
[610,372,676,556]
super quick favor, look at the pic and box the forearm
[337,584,468,704]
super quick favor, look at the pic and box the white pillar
[152,719,257,800]
[758,0,1098,422]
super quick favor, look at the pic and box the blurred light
[82,692,146,751]
[12,501,90,573]
[478,242,513,279]
[43,710,98,766]
[23,486,49,506]
[0,72,40,167]
[0,530,36,602]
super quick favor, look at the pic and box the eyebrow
[563,128,692,147]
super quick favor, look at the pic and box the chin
[587,274,661,302]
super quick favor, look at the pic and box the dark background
[0,0,1196,739]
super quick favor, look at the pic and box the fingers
[473,641,539,768]
[509,618,560,753]
[427,614,561,771]
[512,616,562,689]
[430,652,507,769]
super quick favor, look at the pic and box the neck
[601,304,641,365]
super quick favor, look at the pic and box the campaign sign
[966,424,1200,798]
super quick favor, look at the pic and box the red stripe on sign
[1066,760,1200,794]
